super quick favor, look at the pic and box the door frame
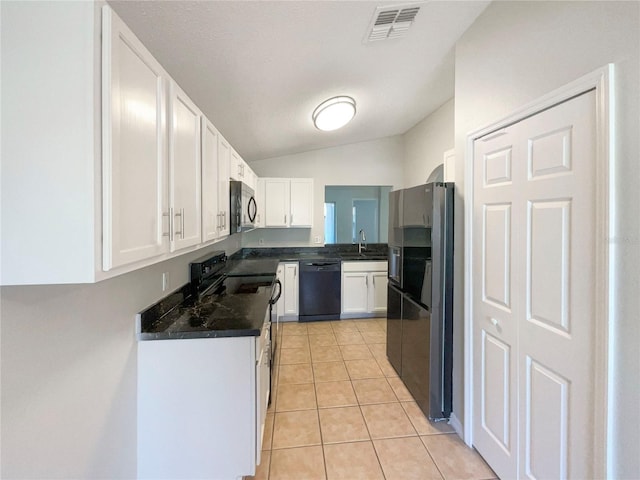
[463,64,614,478]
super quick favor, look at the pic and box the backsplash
[236,243,388,259]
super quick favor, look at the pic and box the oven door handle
[269,279,282,305]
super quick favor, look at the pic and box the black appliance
[387,182,454,420]
[299,259,341,322]
[189,250,228,298]
[188,252,279,326]
[230,181,257,234]
[189,251,281,403]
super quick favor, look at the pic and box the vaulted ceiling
[108,1,489,162]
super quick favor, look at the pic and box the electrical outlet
[162,272,170,292]
[258,238,264,245]
[314,236,321,244]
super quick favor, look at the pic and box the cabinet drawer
[342,261,387,273]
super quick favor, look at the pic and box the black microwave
[229,181,257,234]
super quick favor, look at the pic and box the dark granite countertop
[225,258,280,276]
[138,275,275,341]
[234,244,388,262]
[137,246,388,341]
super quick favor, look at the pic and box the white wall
[0,235,241,479]
[402,98,454,188]
[453,2,639,477]
[245,136,404,247]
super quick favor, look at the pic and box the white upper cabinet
[1,1,102,284]
[255,178,266,228]
[201,117,219,244]
[168,81,202,252]
[290,179,314,227]
[230,149,258,191]
[0,4,249,284]
[102,6,169,271]
[245,166,257,192]
[218,136,231,238]
[230,149,243,181]
[263,178,313,228]
[264,178,291,227]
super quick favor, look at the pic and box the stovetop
[137,256,276,340]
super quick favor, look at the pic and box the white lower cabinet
[276,262,299,320]
[342,272,369,314]
[138,321,270,480]
[369,271,388,313]
[341,261,388,318]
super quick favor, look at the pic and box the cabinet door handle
[181,208,185,239]
[174,209,184,239]
[366,276,368,287]
[290,214,293,224]
[284,214,286,224]
[162,208,173,242]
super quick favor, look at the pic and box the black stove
[189,250,227,298]
[138,252,279,340]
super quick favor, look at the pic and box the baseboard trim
[340,312,386,319]
[448,412,464,442]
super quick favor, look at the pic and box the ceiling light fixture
[312,96,356,131]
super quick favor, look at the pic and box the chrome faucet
[358,229,367,254]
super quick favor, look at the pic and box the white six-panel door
[473,90,597,479]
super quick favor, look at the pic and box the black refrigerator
[386,182,454,420]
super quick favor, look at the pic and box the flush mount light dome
[312,96,356,131]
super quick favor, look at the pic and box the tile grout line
[272,318,435,479]
[311,331,330,480]
[267,318,493,480]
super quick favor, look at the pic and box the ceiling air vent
[364,3,422,43]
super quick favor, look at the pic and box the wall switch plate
[162,272,169,292]
[258,238,264,245]
[314,236,321,244]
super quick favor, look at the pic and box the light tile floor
[247,318,497,480]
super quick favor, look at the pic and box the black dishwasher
[299,259,341,322]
